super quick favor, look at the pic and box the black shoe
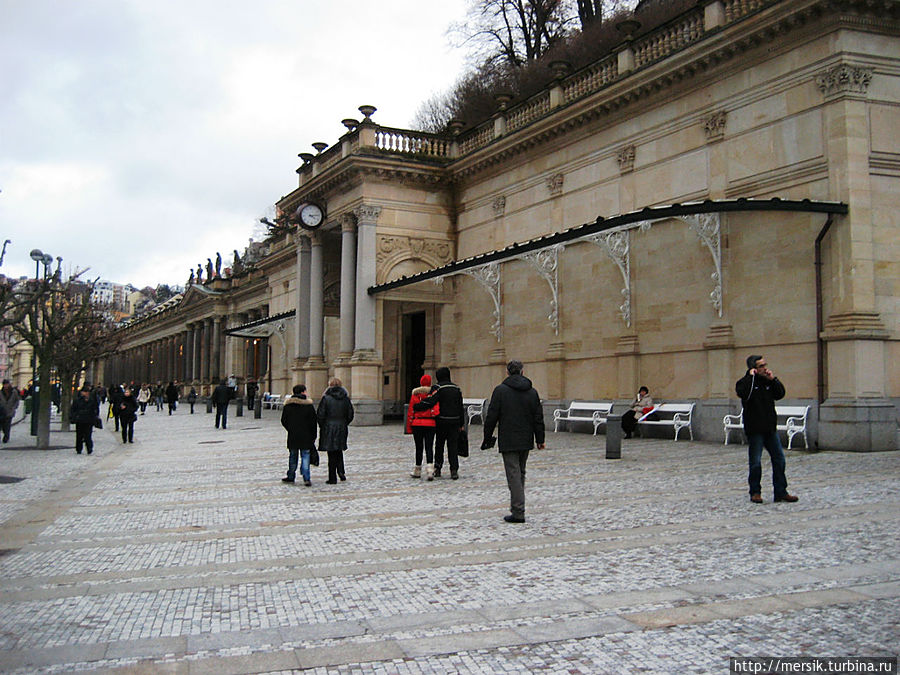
[87,450,92,454]
[504,515,525,523]
[433,469,441,477]
[76,450,82,454]
[338,474,346,482]
[451,471,459,480]
[325,479,337,484]
[282,477,294,483]
[304,480,312,486]
[624,432,632,439]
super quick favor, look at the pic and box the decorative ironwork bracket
[519,245,563,335]
[586,229,632,327]
[460,262,502,342]
[679,213,722,317]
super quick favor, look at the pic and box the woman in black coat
[70,385,99,454]
[280,384,318,485]
[316,378,354,484]
[118,388,139,443]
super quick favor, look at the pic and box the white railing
[564,55,618,103]
[459,121,494,155]
[506,91,551,132]
[374,127,453,158]
[634,9,704,68]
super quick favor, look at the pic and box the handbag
[309,446,320,467]
[456,428,469,457]
[93,417,103,429]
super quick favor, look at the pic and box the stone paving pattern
[0,405,897,673]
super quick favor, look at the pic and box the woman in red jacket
[406,374,439,480]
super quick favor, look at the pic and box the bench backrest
[463,398,485,407]
[775,405,809,418]
[651,403,693,414]
[569,401,612,412]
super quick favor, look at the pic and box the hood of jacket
[284,396,313,406]
[412,385,433,396]
[502,373,533,392]
[325,386,348,400]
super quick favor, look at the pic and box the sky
[0,0,469,289]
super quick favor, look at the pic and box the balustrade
[634,10,703,68]
[724,0,766,23]
[373,127,452,158]
[459,122,493,155]
[506,92,551,133]
[564,56,618,102]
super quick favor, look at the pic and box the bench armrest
[723,413,742,425]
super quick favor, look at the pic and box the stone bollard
[606,413,622,459]
[254,397,262,419]
[206,398,213,414]
[236,397,243,417]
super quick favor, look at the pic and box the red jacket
[406,385,439,433]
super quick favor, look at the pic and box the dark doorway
[403,311,426,397]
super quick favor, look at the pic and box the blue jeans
[748,432,788,497]
[288,449,311,482]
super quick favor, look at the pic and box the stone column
[294,235,311,366]
[168,336,177,383]
[212,316,223,382]
[703,322,735,441]
[350,204,383,424]
[202,318,212,385]
[305,233,328,397]
[334,215,357,386]
[192,324,201,383]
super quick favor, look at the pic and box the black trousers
[215,403,228,428]
[121,417,134,443]
[327,450,345,482]
[622,410,638,434]
[75,422,94,453]
[1,416,11,443]
[412,427,435,465]
[435,420,460,472]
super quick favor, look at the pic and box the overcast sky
[0,0,468,289]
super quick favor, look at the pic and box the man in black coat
[70,385,100,454]
[118,387,139,443]
[482,360,545,523]
[413,366,464,479]
[736,354,798,504]
[165,381,179,415]
[280,384,318,485]
[212,378,232,429]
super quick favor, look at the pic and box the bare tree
[451,0,577,69]
[11,271,97,448]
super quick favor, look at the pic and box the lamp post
[28,249,45,436]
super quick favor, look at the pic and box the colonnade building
[101,0,900,451]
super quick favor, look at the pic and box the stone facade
[104,0,899,450]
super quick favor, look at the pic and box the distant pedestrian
[108,384,123,431]
[317,378,354,484]
[412,367,464,479]
[280,384,318,485]
[482,360,545,523]
[246,380,258,412]
[154,383,164,411]
[737,355,798,504]
[137,384,151,414]
[187,386,198,414]
[406,374,439,480]
[212,378,232,429]
[119,388,138,443]
[1,379,21,443]
[165,381,179,415]
[227,374,237,397]
[70,385,100,454]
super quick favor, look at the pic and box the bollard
[606,413,622,459]
[236,397,243,417]
[254,397,262,419]
[206,398,213,414]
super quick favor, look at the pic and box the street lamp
[27,249,52,435]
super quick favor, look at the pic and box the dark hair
[746,354,763,370]
[292,384,306,396]
[507,360,523,375]
[435,366,451,382]
[638,386,648,394]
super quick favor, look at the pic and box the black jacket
[413,379,464,425]
[736,369,785,434]
[211,384,232,406]
[317,386,354,452]
[165,384,179,403]
[281,396,318,450]
[70,394,100,424]
[483,374,545,452]
[119,394,139,422]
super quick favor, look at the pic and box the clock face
[298,203,323,229]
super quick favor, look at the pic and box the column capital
[340,212,357,233]
[353,204,381,225]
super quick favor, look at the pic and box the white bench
[263,394,282,410]
[722,405,810,449]
[553,401,614,435]
[464,398,487,425]
[638,403,694,441]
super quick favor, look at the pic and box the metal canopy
[367,198,848,295]
[224,310,295,339]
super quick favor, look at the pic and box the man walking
[0,379,21,443]
[212,378,232,429]
[482,360,545,523]
[413,367,464,479]
[736,354,798,504]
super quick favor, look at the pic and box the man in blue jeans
[736,355,799,504]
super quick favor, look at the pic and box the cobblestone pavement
[0,406,897,674]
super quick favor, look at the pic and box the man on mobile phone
[736,355,798,504]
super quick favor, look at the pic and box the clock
[296,202,324,230]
